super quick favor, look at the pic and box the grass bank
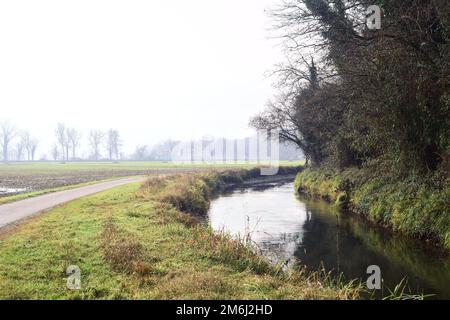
[0,167,359,299]
[295,168,450,249]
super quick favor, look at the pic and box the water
[0,187,27,196]
[208,181,450,299]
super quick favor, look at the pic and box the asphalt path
[0,176,146,230]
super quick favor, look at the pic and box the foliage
[252,0,450,175]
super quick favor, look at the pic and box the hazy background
[0,0,284,157]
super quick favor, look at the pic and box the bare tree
[29,138,38,161]
[133,145,148,161]
[20,131,31,160]
[89,130,104,161]
[15,141,25,161]
[15,132,27,161]
[21,132,30,160]
[55,123,69,161]
[50,144,59,161]
[106,129,121,161]
[0,121,17,162]
[18,131,39,161]
[264,0,450,172]
[66,128,82,160]
[150,139,179,161]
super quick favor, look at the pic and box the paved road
[0,177,146,230]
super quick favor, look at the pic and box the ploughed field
[0,161,302,196]
[0,162,209,195]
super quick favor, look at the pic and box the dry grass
[100,218,154,276]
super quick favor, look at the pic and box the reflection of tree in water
[211,183,450,298]
[293,199,450,298]
[295,206,382,279]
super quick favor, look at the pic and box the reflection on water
[208,182,450,299]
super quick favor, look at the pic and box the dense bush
[252,0,450,176]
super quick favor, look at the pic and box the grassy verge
[0,168,359,299]
[295,168,450,249]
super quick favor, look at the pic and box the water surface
[208,181,450,299]
[0,187,28,196]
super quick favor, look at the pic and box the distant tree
[21,131,31,160]
[150,140,178,161]
[29,139,38,161]
[18,131,39,161]
[55,123,69,161]
[133,145,148,160]
[106,129,121,161]
[66,128,82,159]
[15,142,25,161]
[15,133,27,161]
[50,144,59,161]
[0,121,17,162]
[89,130,104,161]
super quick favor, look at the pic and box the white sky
[0,0,284,157]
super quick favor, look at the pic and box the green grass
[0,169,359,300]
[0,161,304,175]
[295,168,450,249]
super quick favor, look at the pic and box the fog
[0,0,284,157]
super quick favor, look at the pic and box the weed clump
[100,219,154,276]
[189,226,279,276]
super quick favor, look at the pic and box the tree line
[52,123,121,161]
[0,121,122,162]
[131,138,303,162]
[1,121,302,163]
[252,0,449,177]
[0,121,39,162]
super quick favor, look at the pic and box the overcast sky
[0,0,284,157]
